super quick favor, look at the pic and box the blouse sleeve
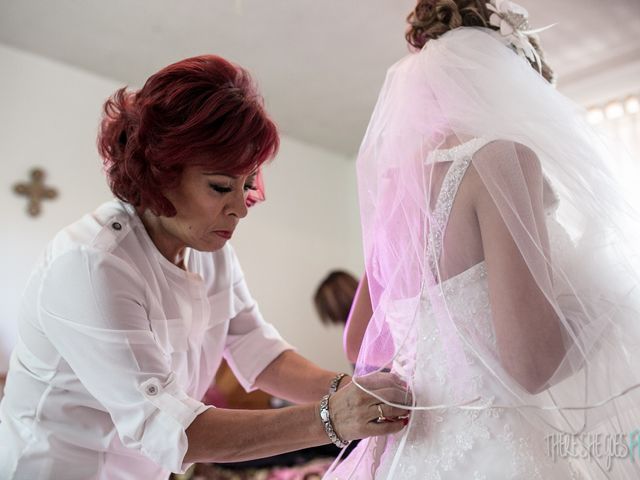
[38,246,209,473]
[222,246,294,392]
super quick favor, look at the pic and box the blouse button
[146,384,158,396]
[111,222,122,231]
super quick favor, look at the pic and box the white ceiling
[1,0,639,156]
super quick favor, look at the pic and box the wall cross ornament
[13,168,59,217]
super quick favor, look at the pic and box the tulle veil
[326,26,640,479]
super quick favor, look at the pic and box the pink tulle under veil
[326,27,640,479]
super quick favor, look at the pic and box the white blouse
[0,200,293,479]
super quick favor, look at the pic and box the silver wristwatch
[319,394,349,448]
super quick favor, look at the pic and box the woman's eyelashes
[209,183,257,194]
[209,184,232,194]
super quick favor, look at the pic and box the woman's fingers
[369,402,409,422]
[357,371,408,391]
[370,386,412,406]
[367,417,407,436]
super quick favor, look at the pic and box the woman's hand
[327,372,411,441]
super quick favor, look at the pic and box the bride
[327,0,640,478]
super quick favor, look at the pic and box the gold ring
[376,404,388,423]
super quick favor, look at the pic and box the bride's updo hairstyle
[405,0,555,83]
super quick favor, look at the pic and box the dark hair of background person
[314,270,359,326]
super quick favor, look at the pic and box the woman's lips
[214,231,232,239]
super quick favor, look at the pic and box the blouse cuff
[137,374,212,473]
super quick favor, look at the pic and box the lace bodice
[426,137,490,282]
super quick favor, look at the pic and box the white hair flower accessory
[486,0,555,72]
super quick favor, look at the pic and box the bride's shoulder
[472,139,542,174]
[476,139,539,162]
[466,139,543,200]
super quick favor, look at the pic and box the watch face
[321,410,330,422]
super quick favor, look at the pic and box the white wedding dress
[328,139,583,479]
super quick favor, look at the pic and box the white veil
[328,27,640,478]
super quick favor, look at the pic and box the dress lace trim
[427,138,492,280]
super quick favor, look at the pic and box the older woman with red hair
[0,55,408,480]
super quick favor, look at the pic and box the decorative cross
[13,168,59,217]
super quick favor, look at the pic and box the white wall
[557,57,640,108]
[0,43,362,375]
[0,44,117,371]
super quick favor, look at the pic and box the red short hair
[98,55,279,216]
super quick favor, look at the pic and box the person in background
[313,270,359,327]
[314,269,369,367]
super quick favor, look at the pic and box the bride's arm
[344,273,373,363]
[470,143,565,394]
